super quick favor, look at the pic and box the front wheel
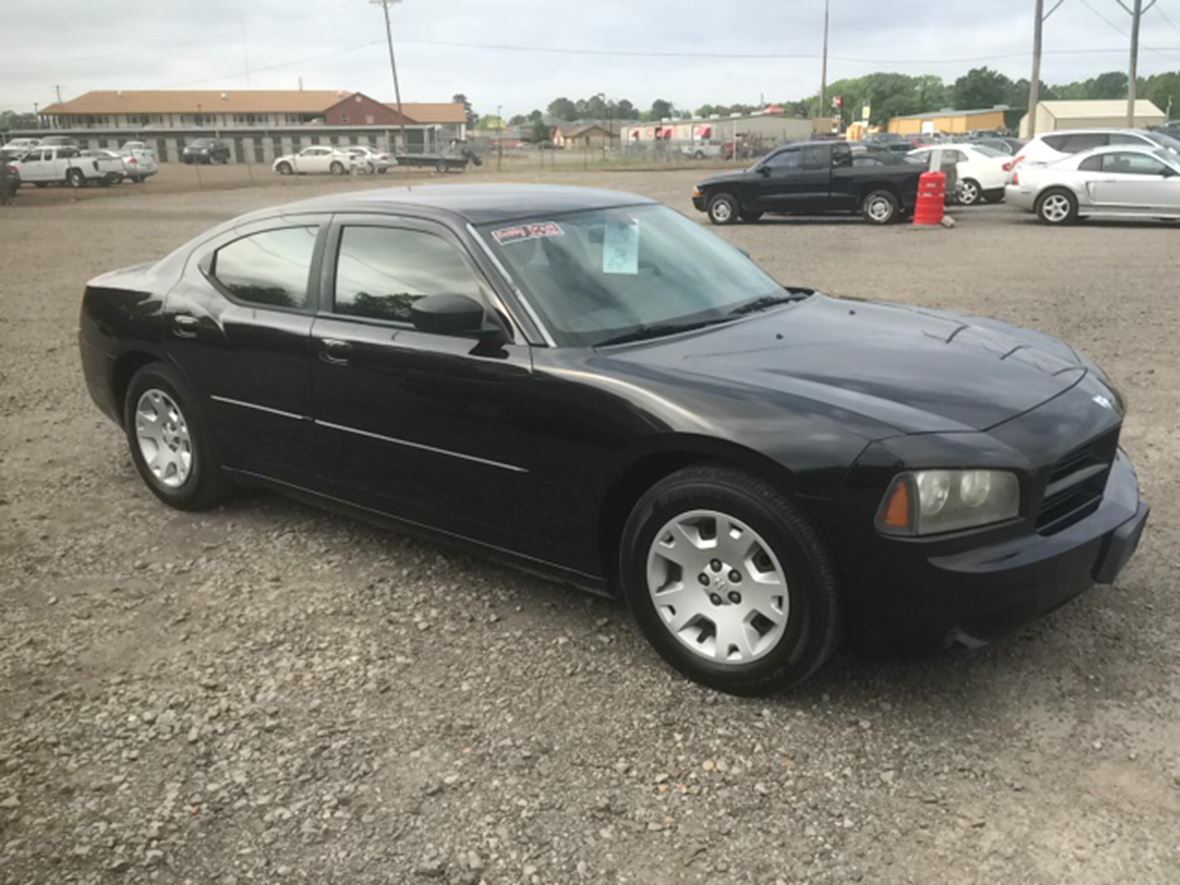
[66,169,84,188]
[435,160,449,173]
[276,162,292,175]
[707,192,739,225]
[123,363,229,511]
[1036,189,1077,225]
[619,466,842,695]
[861,190,899,224]
[330,161,345,175]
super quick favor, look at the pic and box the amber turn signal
[879,476,914,533]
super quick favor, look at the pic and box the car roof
[242,184,657,226]
[1070,143,1172,159]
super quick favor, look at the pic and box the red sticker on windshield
[491,222,564,245]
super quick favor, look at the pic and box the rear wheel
[861,190,898,224]
[958,178,981,206]
[707,192,739,225]
[330,161,345,175]
[435,160,449,173]
[619,466,842,695]
[1036,189,1077,225]
[123,363,228,511]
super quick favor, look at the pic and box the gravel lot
[1,166,1178,884]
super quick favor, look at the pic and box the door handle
[319,338,352,366]
[172,314,199,338]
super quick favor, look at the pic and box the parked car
[2,137,39,153]
[1006,128,1180,178]
[272,145,356,175]
[862,133,912,153]
[79,149,128,186]
[119,147,158,183]
[345,145,395,174]
[38,135,80,148]
[77,184,1148,694]
[907,143,1010,205]
[681,142,725,160]
[182,138,230,165]
[1006,144,1180,224]
[693,140,922,225]
[120,140,152,153]
[969,135,1024,155]
[11,145,111,188]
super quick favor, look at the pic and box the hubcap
[1042,194,1069,222]
[135,389,193,489]
[646,509,789,665]
[711,200,732,222]
[961,182,978,204]
[868,198,891,221]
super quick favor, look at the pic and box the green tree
[547,97,578,121]
[613,98,636,120]
[1143,71,1180,118]
[951,67,1014,110]
[529,118,551,143]
[649,98,674,120]
[527,108,544,123]
[451,93,477,127]
[508,114,526,126]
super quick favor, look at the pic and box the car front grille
[1035,428,1120,535]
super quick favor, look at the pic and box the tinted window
[334,226,485,323]
[763,149,801,171]
[1102,152,1169,175]
[802,145,828,170]
[832,144,852,167]
[1062,133,1108,153]
[211,227,319,309]
[1110,132,1147,146]
[1079,155,1103,172]
[1042,134,1069,151]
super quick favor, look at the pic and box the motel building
[21,90,469,163]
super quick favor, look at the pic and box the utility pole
[819,0,830,125]
[372,0,408,154]
[1027,0,1064,138]
[1117,0,1158,127]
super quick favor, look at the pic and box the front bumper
[692,194,706,212]
[1005,183,1036,212]
[846,449,1148,648]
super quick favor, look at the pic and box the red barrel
[913,170,946,226]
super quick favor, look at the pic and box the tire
[1035,189,1077,225]
[378,167,388,174]
[435,160,449,173]
[707,192,739,225]
[131,176,143,184]
[862,189,899,224]
[694,150,705,160]
[276,162,292,175]
[740,210,764,223]
[123,363,229,511]
[619,465,842,695]
[66,169,84,189]
[958,178,981,206]
[330,161,345,175]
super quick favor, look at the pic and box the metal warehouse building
[1018,99,1166,136]
[18,90,468,163]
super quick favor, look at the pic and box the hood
[698,168,759,188]
[603,294,1086,435]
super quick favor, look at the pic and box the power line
[1155,2,1180,32]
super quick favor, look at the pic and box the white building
[1020,99,1166,137]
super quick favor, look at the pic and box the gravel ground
[1,166,1178,884]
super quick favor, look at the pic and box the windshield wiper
[595,320,726,347]
[728,290,812,316]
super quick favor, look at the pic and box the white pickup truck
[12,145,123,188]
[681,142,725,160]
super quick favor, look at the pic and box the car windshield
[1143,130,1180,153]
[478,204,787,347]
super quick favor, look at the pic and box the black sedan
[182,138,230,164]
[78,185,1149,694]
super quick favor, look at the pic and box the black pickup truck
[692,140,923,225]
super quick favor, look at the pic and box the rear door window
[210,227,320,310]
[802,145,829,170]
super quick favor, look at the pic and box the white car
[345,145,395,173]
[272,145,356,176]
[80,149,131,186]
[2,137,39,153]
[907,143,1010,205]
[1005,144,1180,224]
[12,145,114,188]
[1006,128,1180,180]
[119,147,158,183]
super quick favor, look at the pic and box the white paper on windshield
[602,220,639,275]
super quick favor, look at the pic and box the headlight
[876,469,1020,536]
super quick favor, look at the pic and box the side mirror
[757,165,771,176]
[410,293,504,341]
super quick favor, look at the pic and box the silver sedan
[1006,144,1180,224]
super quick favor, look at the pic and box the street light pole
[1117,0,1158,127]
[819,0,830,126]
[372,0,408,154]
[1027,0,1064,138]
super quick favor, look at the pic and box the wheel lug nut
[728,591,742,605]
[709,593,723,606]
[698,573,710,586]
[710,559,722,572]
[728,570,741,583]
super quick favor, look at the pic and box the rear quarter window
[209,227,319,310]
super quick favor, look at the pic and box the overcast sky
[3,0,1180,115]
